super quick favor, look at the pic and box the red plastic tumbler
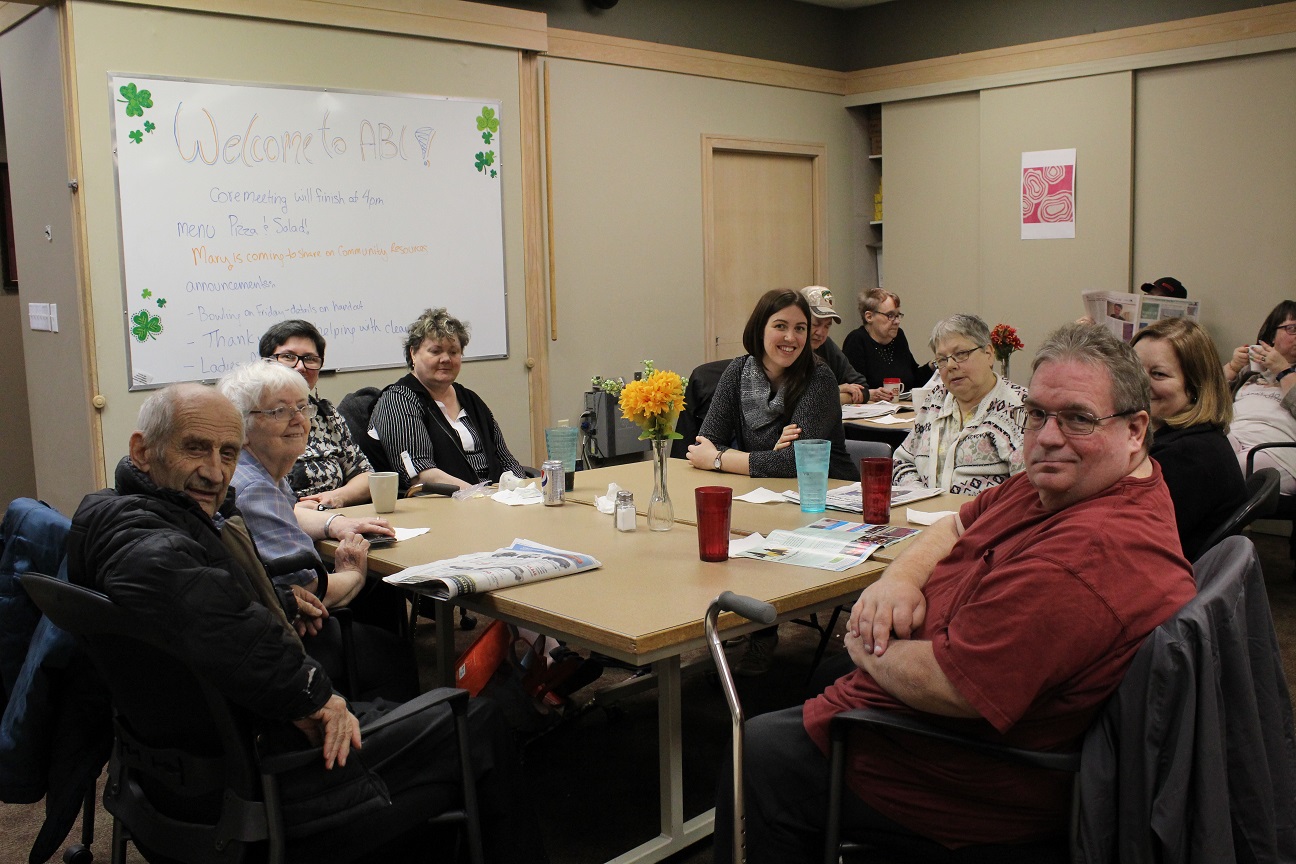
[695,486,733,562]
[860,457,893,525]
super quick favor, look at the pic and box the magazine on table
[1081,290,1201,342]
[731,517,920,572]
[383,539,601,599]
[783,482,943,513]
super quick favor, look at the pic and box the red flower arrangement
[989,324,1025,363]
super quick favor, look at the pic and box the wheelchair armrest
[1246,441,1296,476]
[830,708,1080,774]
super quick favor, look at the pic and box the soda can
[542,460,565,506]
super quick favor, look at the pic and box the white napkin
[734,488,788,504]
[595,483,624,514]
[906,508,957,525]
[866,413,913,425]
[497,471,526,491]
[393,527,429,542]
[491,483,544,506]
[729,533,768,556]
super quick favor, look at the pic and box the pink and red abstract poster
[1021,148,1076,240]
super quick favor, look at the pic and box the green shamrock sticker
[156,298,167,308]
[476,107,499,137]
[141,289,152,299]
[130,309,163,343]
[490,170,497,178]
[118,83,153,117]
[474,150,495,172]
[128,130,143,144]
[482,130,493,145]
[143,120,155,134]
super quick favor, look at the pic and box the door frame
[700,135,827,361]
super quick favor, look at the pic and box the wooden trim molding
[59,3,107,487]
[700,135,827,362]
[519,51,551,466]
[845,2,1296,104]
[547,27,847,95]
[0,3,45,34]
[74,0,547,52]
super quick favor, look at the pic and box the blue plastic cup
[793,439,831,513]
[544,426,580,491]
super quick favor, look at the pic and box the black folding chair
[1193,466,1279,561]
[20,571,483,864]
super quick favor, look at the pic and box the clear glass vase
[647,439,674,531]
[998,355,1011,381]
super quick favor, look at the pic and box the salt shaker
[615,490,636,532]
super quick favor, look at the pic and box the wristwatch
[713,447,727,471]
[1278,366,1296,383]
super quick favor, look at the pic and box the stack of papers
[842,402,900,420]
[783,483,942,513]
[731,518,919,571]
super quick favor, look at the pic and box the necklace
[872,336,895,364]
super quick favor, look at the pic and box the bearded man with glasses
[719,322,1195,864]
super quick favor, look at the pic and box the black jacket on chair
[1077,536,1296,863]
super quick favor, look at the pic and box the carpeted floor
[3,531,1293,864]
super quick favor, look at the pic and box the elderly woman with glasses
[841,288,934,401]
[258,320,373,508]
[892,314,1028,494]
[220,361,393,608]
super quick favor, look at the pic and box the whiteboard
[108,74,508,389]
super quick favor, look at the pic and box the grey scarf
[739,355,786,443]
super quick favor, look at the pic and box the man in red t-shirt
[716,323,1196,864]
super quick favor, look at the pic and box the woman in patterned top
[892,314,1028,494]
[369,307,525,491]
[258,319,373,507]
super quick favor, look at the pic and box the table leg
[435,598,455,687]
[605,655,713,864]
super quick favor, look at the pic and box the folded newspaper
[732,517,919,572]
[783,482,943,513]
[383,539,601,600]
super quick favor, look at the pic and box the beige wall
[542,58,864,421]
[0,6,98,516]
[881,48,1296,375]
[878,74,1134,380]
[881,92,980,356]
[1133,50,1296,356]
[65,1,530,470]
[978,73,1134,382]
[0,291,36,510]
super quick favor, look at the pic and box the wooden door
[703,137,825,362]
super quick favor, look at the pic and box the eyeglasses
[268,351,323,370]
[249,403,318,423]
[1011,405,1136,436]
[933,346,986,368]
[1275,323,1296,336]
[870,311,904,322]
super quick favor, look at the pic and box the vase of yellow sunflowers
[596,361,688,531]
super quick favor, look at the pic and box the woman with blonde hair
[1131,317,1245,560]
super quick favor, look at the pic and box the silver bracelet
[324,513,342,538]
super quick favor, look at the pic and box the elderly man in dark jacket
[66,382,546,863]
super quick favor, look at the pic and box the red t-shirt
[802,466,1195,846]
